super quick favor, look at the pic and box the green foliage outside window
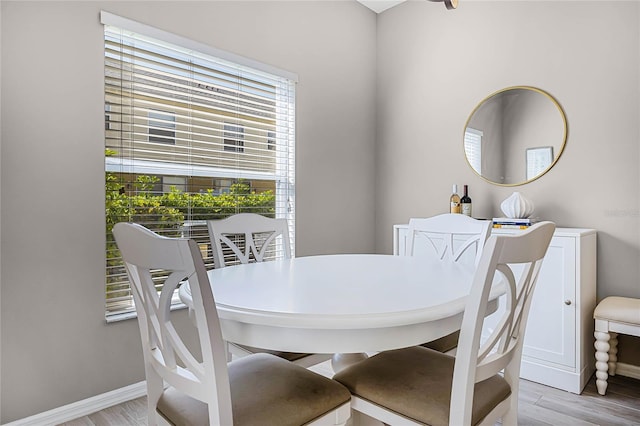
[105,149,276,305]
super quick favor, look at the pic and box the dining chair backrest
[450,221,555,425]
[207,213,291,268]
[406,214,491,266]
[113,222,233,424]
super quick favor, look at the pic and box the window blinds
[103,13,296,320]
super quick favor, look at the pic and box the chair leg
[502,367,519,426]
[608,332,618,376]
[594,330,611,395]
[145,369,164,426]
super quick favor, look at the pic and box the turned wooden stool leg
[594,331,610,395]
[594,297,640,396]
[608,332,618,376]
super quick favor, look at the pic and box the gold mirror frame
[463,86,568,186]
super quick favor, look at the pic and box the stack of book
[492,217,539,229]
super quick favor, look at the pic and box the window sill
[105,302,187,324]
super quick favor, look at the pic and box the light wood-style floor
[59,366,640,426]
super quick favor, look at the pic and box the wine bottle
[461,184,472,217]
[450,184,461,214]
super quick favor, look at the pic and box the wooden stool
[594,296,640,395]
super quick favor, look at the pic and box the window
[162,176,186,193]
[267,131,276,151]
[223,122,244,153]
[103,12,297,321]
[148,110,176,144]
[464,127,482,174]
[105,104,113,130]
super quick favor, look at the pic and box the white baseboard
[616,362,640,380]
[3,381,147,426]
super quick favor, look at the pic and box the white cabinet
[393,224,597,394]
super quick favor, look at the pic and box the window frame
[223,122,245,153]
[102,11,297,322]
[148,109,177,144]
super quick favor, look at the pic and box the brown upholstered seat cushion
[232,343,313,362]
[333,346,511,426]
[157,353,350,426]
[420,331,459,353]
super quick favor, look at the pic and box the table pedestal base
[331,352,368,373]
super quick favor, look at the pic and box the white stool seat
[594,296,640,395]
[594,296,640,325]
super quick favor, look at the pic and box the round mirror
[463,86,567,186]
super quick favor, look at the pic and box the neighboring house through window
[105,104,112,130]
[103,11,297,321]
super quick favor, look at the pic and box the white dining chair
[181,213,332,368]
[405,213,492,266]
[404,213,492,352]
[113,222,351,426]
[208,212,292,268]
[334,221,556,426]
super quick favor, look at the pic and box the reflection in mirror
[464,86,567,186]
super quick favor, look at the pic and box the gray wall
[0,1,376,422]
[376,0,640,298]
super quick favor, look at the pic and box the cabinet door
[484,235,576,368]
[522,235,576,368]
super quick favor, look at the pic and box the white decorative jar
[500,192,535,219]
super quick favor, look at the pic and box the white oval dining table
[182,253,504,370]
